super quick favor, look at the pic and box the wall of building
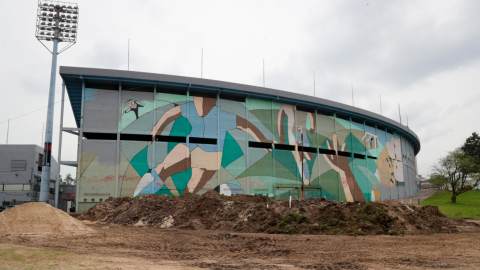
[0,145,58,206]
[76,88,418,211]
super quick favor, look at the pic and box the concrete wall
[75,87,419,212]
[0,145,58,206]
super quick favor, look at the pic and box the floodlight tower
[35,1,79,203]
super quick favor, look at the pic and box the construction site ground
[2,222,480,270]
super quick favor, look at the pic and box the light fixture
[35,0,79,204]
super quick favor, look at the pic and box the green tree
[60,173,76,185]
[431,149,480,203]
[427,175,447,190]
[461,132,480,160]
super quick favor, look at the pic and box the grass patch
[421,190,480,219]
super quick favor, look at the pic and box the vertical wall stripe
[115,82,121,198]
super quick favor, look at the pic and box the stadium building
[59,67,421,212]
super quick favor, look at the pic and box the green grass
[421,190,480,219]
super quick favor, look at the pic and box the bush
[388,230,402,235]
[332,228,342,235]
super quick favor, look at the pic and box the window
[249,141,272,149]
[83,132,117,140]
[91,198,95,202]
[274,144,295,151]
[4,185,24,191]
[353,153,366,159]
[367,156,377,160]
[337,151,351,157]
[299,146,317,153]
[155,135,186,143]
[319,149,336,155]
[120,134,151,141]
[11,160,27,171]
[189,137,217,145]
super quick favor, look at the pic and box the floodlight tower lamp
[35,0,79,205]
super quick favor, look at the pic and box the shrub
[284,225,299,234]
[332,228,342,235]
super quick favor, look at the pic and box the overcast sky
[1,0,479,180]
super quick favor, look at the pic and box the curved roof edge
[59,66,421,155]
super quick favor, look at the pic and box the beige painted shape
[79,152,98,176]
[335,129,350,148]
[118,151,130,176]
[119,164,141,197]
[194,96,203,116]
[191,147,221,170]
[187,168,204,193]
[310,152,331,181]
[234,177,250,194]
[202,170,219,191]
[164,176,180,196]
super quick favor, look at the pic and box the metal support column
[75,80,85,212]
[39,38,59,203]
[54,81,66,208]
[115,82,122,198]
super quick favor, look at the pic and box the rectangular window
[353,153,366,159]
[274,144,295,151]
[367,156,377,160]
[299,146,317,153]
[83,132,117,140]
[189,137,217,145]
[337,151,351,157]
[4,185,24,191]
[155,135,186,143]
[11,160,27,171]
[319,149,336,155]
[249,141,272,149]
[120,134,152,141]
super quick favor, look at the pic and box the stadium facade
[59,67,421,212]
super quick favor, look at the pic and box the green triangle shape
[171,168,192,195]
[238,154,299,181]
[221,131,244,168]
[225,156,246,178]
[155,184,173,196]
[130,147,150,176]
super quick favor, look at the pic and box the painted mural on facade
[78,88,412,208]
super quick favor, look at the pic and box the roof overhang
[60,66,421,155]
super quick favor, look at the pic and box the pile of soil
[77,191,478,236]
[0,202,93,236]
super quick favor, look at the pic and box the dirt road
[2,222,480,269]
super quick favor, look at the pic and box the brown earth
[1,222,480,269]
[1,194,480,269]
[0,202,93,236]
[77,191,478,236]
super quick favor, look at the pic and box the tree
[60,173,76,185]
[431,149,480,203]
[427,175,447,190]
[461,132,480,160]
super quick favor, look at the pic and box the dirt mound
[77,194,478,236]
[0,202,93,236]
